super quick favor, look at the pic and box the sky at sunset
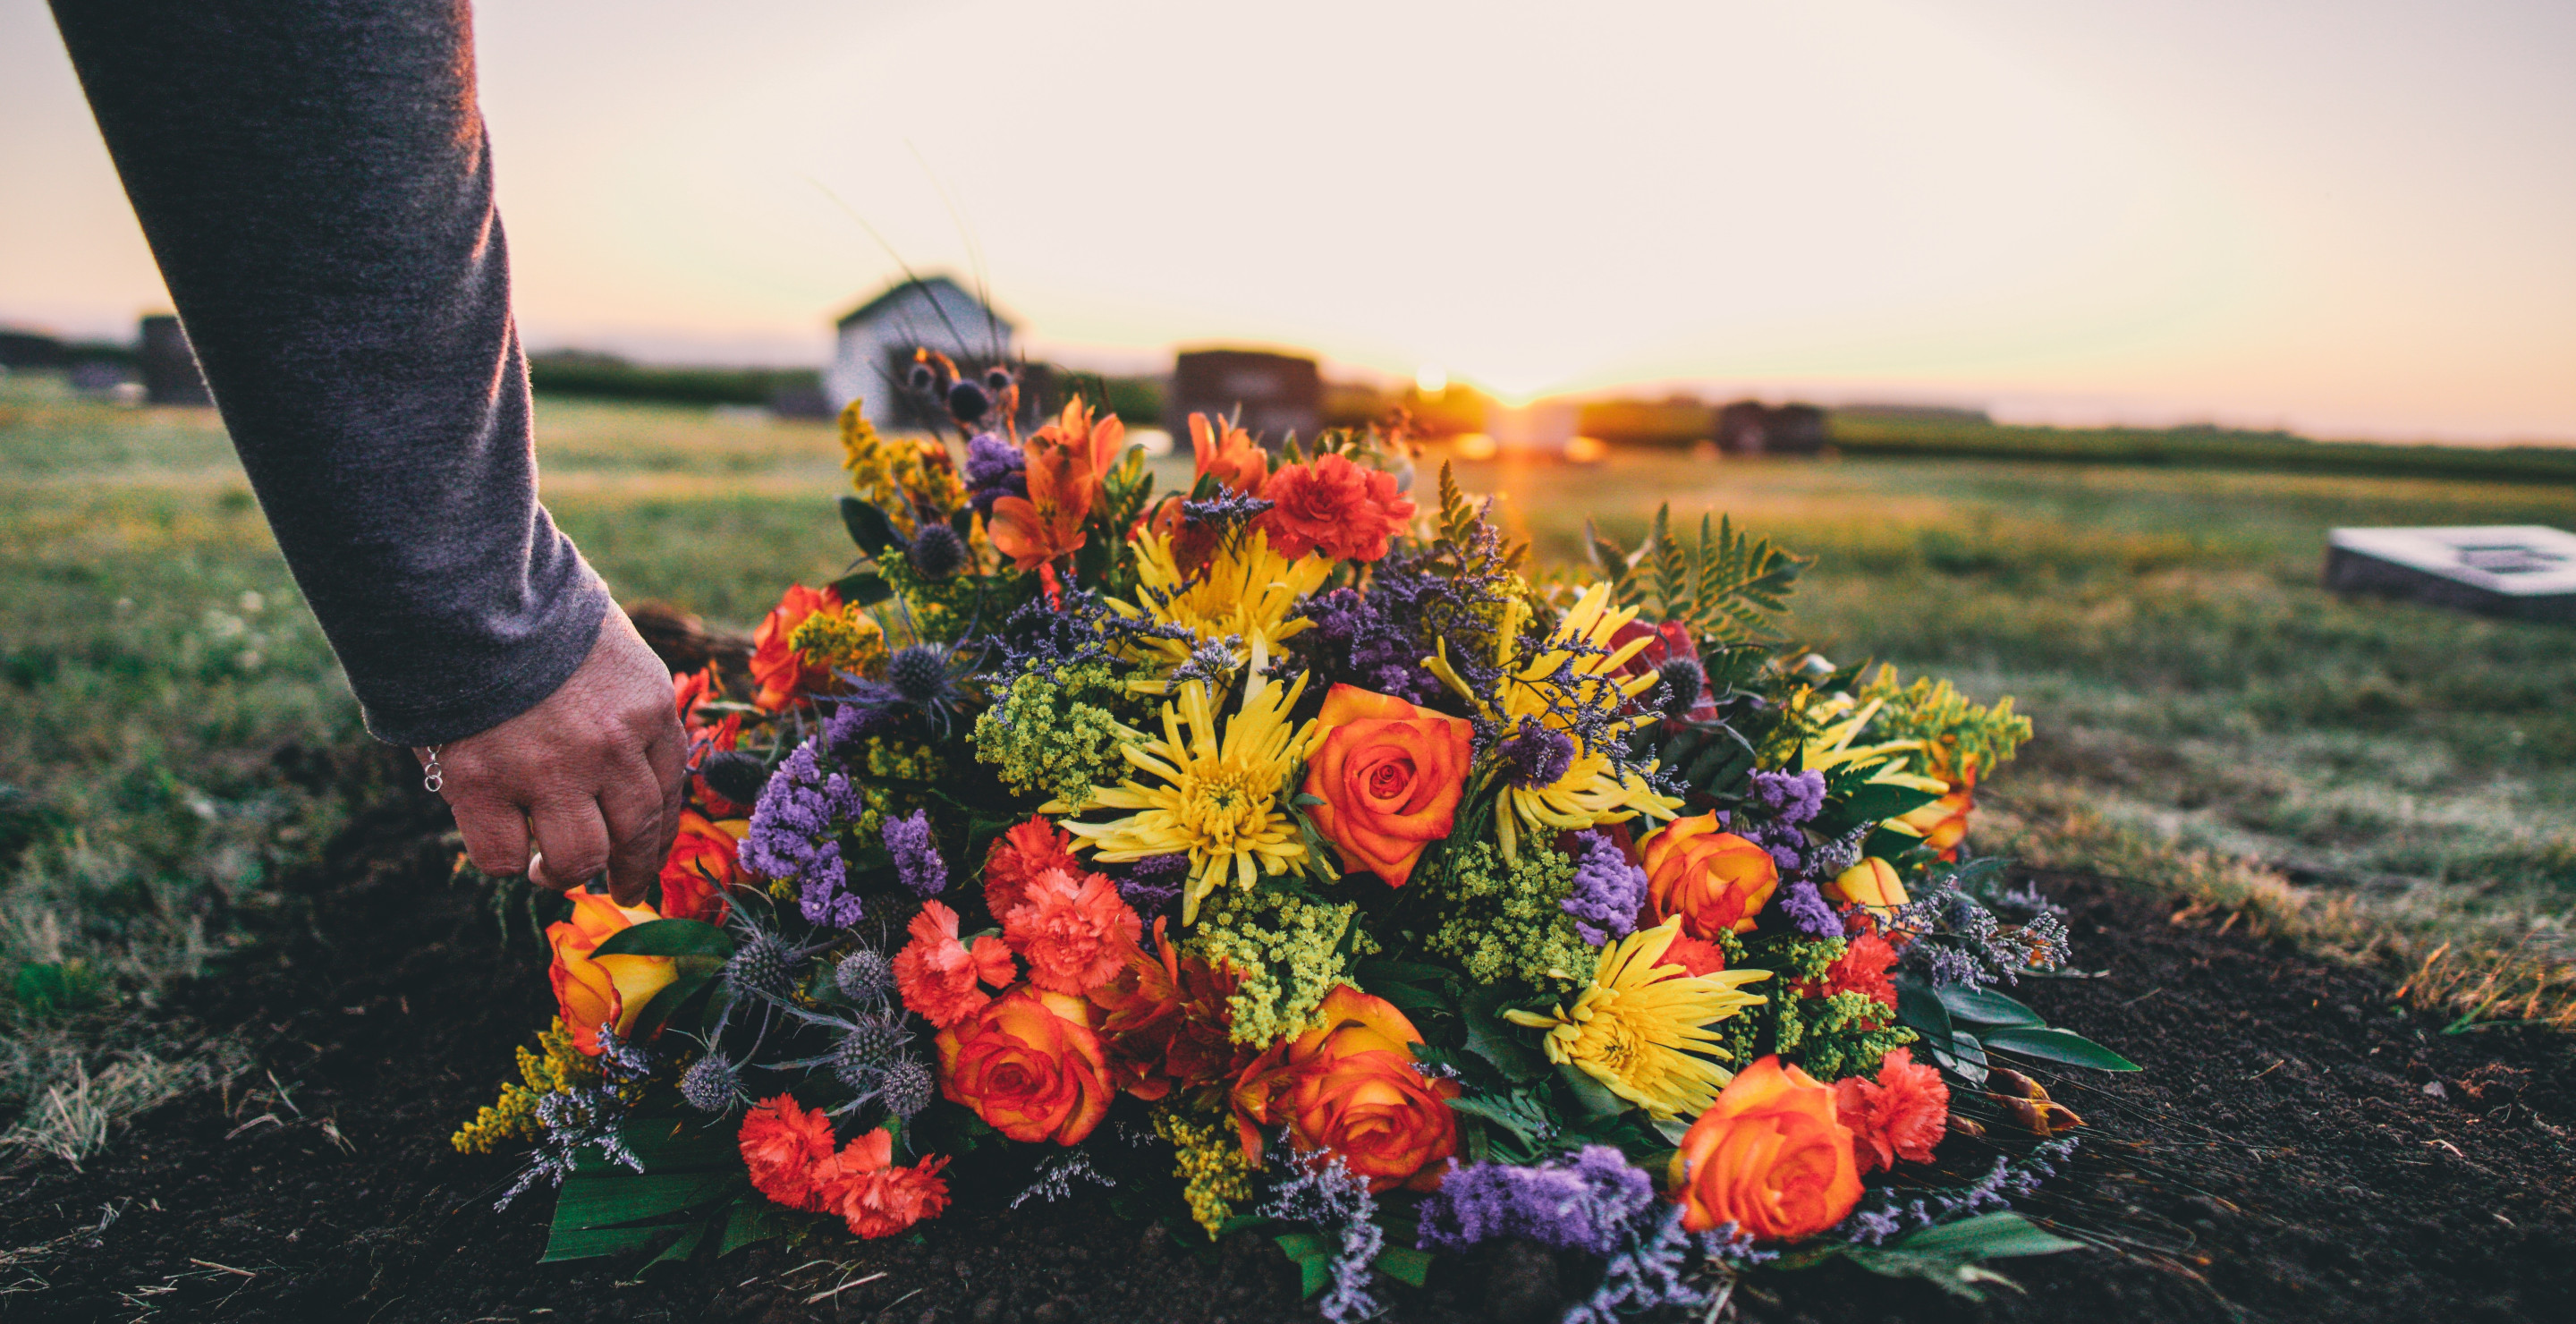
[4,0,2572,442]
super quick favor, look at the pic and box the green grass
[8,381,2574,1154]
[1828,413,2576,486]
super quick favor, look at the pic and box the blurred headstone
[1170,349,1322,447]
[1715,400,1827,455]
[2326,526,2576,624]
[139,315,213,406]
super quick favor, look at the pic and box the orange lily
[990,397,1125,569]
[1190,412,1268,495]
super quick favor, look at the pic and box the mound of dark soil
[4,760,2571,1323]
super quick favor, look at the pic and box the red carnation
[809,1127,952,1238]
[738,1094,839,1210]
[1256,454,1416,562]
[982,816,1085,921]
[1004,868,1144,996]
[1833,1047,1951,1173]
[894,899,1017,1028]
[1797,930,1900,1018]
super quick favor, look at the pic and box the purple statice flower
[881,809,945,897]
[1260,1150,1384,1324]
[1288,587,1444,703]
[741,741,866,928]
[962,431,1026,520]
[1562,831,1646,946]
[1415,1146,1655,1258]
[822,692,901,745]
[1181,490,1273,526]
[1837,1137,2080,1244]
[1500,719,1575,790]
[1563,1202,1711,1324]
[1114,853,1189,931]
[1749,768,1826,826]
[1776,878,1843,938]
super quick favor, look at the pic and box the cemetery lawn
[4,381,2572,1165]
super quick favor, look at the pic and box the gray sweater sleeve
[49,0,612,748]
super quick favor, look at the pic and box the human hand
[418,610,684,905]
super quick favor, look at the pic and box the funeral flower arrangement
[454,357,2133,1315]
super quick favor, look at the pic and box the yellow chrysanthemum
[1045,645,1319,925]
[1109,526,1331,680]
[1428,581,1682,860]
[838,399,965,538]
[1801,694,1950,796]
[1504,918,1771,1121]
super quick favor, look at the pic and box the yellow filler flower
[1428,581,1682,861]
[1110,526,1331,682]
[1046,640,1319,925]
[1504,917,1771,1121]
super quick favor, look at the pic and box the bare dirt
[4,753,2570,1323]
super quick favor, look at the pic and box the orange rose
[934,987,1115,1145]
[1301,684,1473,888]
[750,583,842,711]
[1230,986,1461,1192]
[547,892,679,1056]
[1824,857,1907,914]
[1643,813,1780,939]
[1668,1055,1864,1241]
[658,811,747,924]
[1890,768,1976,861]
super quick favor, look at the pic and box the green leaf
[553,1170,744,1231]
[626,972,715,1040]
[1979,1026,2141,1072]
[540,1223,682,1263]
[1460,989,1551,1083]
[1810,779,1945,838]
[647,1217,711,1268]
[838,496,900,555]
[1274,1231,1335,1299]
[1934,985,2045,1028]
[594,918,735,960]
[1555,1062,1629,1119]
[1894,977,1954,1052]
[1374,1245,1435,1288]
[1449,1088,1559,1151]
[716,1198,802,1258]
[829,570,894,607]
[1842,1213,2082,1302]
[1893,1211,2086,1260]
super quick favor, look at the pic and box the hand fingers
[599,743,676,907]
[448,791,532,878]
[527,796,614,895]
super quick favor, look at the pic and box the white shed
[824,276,1019,429]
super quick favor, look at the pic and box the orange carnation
[1833,1047,1951,1174]
[809,1126,953,1237]
[934,987,1116,1145]
[982,816,1086,922]
[1256,453,1416,563]
[1643,814,1780,940]
[1003,867,1144,996]
[750,583,841,711]
[894,899,1018,1029]
[657,810,745,925]
[1086,918,1250,1103]
[738,1093,840,1211]
[546,892,677,1056]
[1660,931,1732,978]
[1189,412,1269,496]
[1669,1056,1864,1241]
[1301,684,1472,888]
[1230,986,1461,1192]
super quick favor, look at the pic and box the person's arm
[50,0,681,901]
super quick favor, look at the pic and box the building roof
[834,275,1017,334]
